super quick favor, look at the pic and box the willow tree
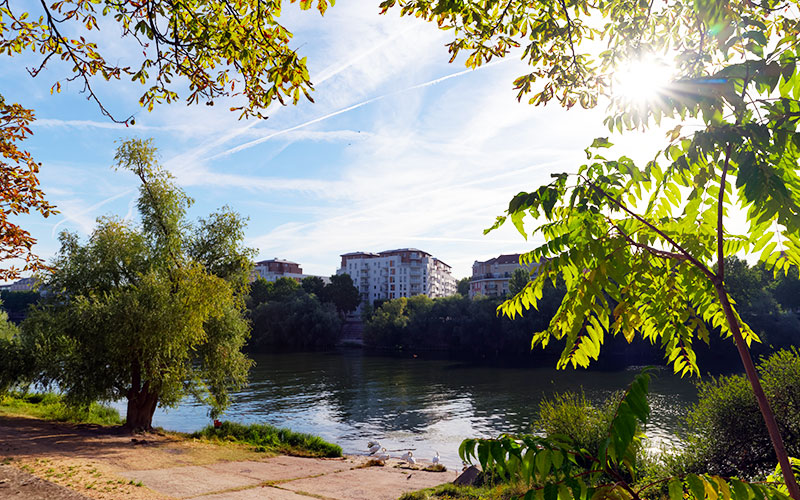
[19,139,253,430]
[381,0,800,495]
[0,0,330,279]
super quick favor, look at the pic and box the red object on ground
[213,419,222,428]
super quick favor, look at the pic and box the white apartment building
[337,248,457,307]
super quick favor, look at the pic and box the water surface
[121,351,698,466]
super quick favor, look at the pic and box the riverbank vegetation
[417,355,800,500]
[0,392,122,426]
[363,257,800,366]
[245,275,359,351]
[192,421,342,458]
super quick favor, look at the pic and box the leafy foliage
[248,289,342,351]
[678,349,800,479]
[535,391,624,462]
[0,97,56,281]
[1,0,332,122]
[0,0,332,279]
[508,268,531,297]
[321,273,361,318]
[460,372,791,500]
[384,0,800,493]
[7,139,253,429]
[457,277,471,297]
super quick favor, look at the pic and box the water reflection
[124,351,697,466]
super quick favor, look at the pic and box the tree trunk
[715,283,800,500]
[125,386,158,432]
[125,358,158,432]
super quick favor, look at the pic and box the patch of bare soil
[0,464,92,500]
[0,414,264,500]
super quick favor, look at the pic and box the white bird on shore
[401,451,416,465]
[375,448,390,461]
[367,441,381,454]
[432,451,440,465]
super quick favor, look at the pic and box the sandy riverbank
[0,415,457,500]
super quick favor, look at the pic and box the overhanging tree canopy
[381,0,800,495]
[0,0,332,279]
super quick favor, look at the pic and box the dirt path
[0,415,457,500]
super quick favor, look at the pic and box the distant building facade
[0,277,37,292]
[252,258,329,284]
[469,254,539,298]
[337,248,457,307]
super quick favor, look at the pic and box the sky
[2,1,672,281]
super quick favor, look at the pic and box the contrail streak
[209,60,508,160]
[50,188,136,237]
[315,24,419,85]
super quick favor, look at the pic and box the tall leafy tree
[382,0,800,494]
[456,277,471,296]
[322,274,360,319]
[0,0,332,278]
[17,139,252,430]
[508,267,530,297]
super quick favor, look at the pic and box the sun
[612,56,675,105]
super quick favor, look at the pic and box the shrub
[682,348,800,479]
[535,391,620,455]
[192,421,342,458]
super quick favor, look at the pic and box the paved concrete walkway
[119,455,457,500]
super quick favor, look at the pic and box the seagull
[401,451,416,465]
[432,451,440,465]
[375,448,390,461]
[367,441,381,454]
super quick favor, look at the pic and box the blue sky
[2,1,669,281]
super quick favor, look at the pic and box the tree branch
[581,176,717,281]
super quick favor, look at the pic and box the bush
[192,421,342,458]
[681,349,800,479]
[535,391,621,458]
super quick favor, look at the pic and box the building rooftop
[474,253,522,266]
[255,258,299,266]
[378,248,430,256]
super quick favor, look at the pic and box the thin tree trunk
[715,283,800,500]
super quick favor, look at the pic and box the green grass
[192,421,342,458]
[399,483,530,500]
[0,392,122,426]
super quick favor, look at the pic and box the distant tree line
[0,290,38,324]
[245,275,359,352]
[364,258,800,366]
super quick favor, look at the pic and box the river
[120,351,698,467]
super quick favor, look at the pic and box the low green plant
[459,372,791,500]
[0,391,122,425]
[535,391,623,459]
[192,421,342,458]
[399,482,529,500]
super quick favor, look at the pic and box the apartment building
[251,258,330,284]
[469,253,539,298]
[0,277,37,292]
[337,248,457,307]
